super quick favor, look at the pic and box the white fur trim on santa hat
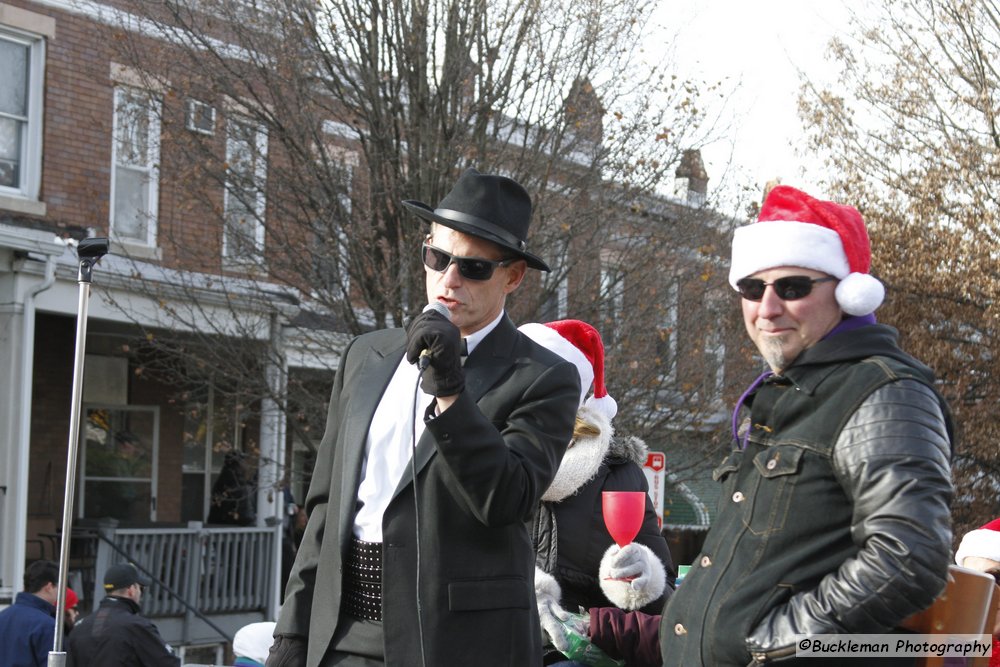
[729,220,850,288]
[730,220,885,315]
[520,322,593,408]
[955,521,1000,566]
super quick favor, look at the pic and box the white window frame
[223,115,268,263]
[185,98,216,135]
[600,256,626,344]
[109,85,161,248]
[541,237,569,321]
[314,144,357,294]
[78,404,160,522]
[659,280,680,384]
[0,25,46,212]
[706,326,726,403]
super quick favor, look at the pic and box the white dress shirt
[352,311,502,542]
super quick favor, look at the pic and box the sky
[644,0,865,212]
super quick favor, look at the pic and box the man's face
[741,266,843,373]
[424,224,526,337]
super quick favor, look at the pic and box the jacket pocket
[448,577,529,611]
[745,445,803,536]
[712,450,743,482]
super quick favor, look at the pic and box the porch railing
[84,521,280,646]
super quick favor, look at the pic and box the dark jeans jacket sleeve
[746,380,953,658]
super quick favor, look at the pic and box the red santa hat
[729,185,885,316]
[519,319,617,421]
[955,517,1000,566]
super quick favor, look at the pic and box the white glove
[535,567,576,652]
[598,542,667,610]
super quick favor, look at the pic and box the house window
[313,147,356,296]
[706,326,726,402]
[223,116,268,262]
[79,405,159,522]
[540,237,569,321]
[185,98,215,135]
[600,259,625,344]
[656,280,680,383]
[180,386,254,523]
[110,86,161,247]
[0,27,45,200]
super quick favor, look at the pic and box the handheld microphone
[418,302,451,371]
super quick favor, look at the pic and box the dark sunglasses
[736,275,837,301]
[421,243,514,281]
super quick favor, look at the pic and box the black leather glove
[405,309,465,397]
[266,634,307,667]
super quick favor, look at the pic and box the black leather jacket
[67,595,179,667]
[660,324,954,666]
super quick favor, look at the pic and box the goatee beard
[759,336,787,372]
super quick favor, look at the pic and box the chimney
[674,149,708,205]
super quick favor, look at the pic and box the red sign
[642,452,666,529]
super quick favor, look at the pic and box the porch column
[258,312,288,618]
[0,227,64,599]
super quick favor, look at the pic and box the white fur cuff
[598,543,666,610]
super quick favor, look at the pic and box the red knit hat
[65,588,78,609]
[729,185,886,316]
[955,517,1000,566]
[519,319,618,420]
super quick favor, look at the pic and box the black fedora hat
[402,168,550,271]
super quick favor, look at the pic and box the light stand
[49,238,109,667]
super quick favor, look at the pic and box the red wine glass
[602,491,646,547]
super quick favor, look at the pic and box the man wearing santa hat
[659,185,955,666]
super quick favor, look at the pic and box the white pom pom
[835,272,885,316]
[584,394,618,422]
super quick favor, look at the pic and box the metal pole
[49,238,108,667]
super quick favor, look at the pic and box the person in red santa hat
[519,319,674,665]
[955,518,1000,667]
[64,587,80,635]
[653,184,954,667]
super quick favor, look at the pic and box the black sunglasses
[736,275,837,301]
[421,243,514,281]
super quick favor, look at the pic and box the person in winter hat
[955,518,1000,667]
[656,184,954,666]
[519,319,674,664]
[234,621,277,667]
[64,587,80,635]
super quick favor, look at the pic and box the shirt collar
[463,310,504,355]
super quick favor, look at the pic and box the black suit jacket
[277,315,580,666]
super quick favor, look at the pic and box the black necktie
[460,339,469,365]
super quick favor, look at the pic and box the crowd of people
[2,172,997,667]
[263,171,995,667]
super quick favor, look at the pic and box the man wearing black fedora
[270,168,580,667]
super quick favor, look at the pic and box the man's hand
[405,308,465,397]
[265,634,307,667]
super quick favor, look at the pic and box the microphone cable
[410,367,429,667]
